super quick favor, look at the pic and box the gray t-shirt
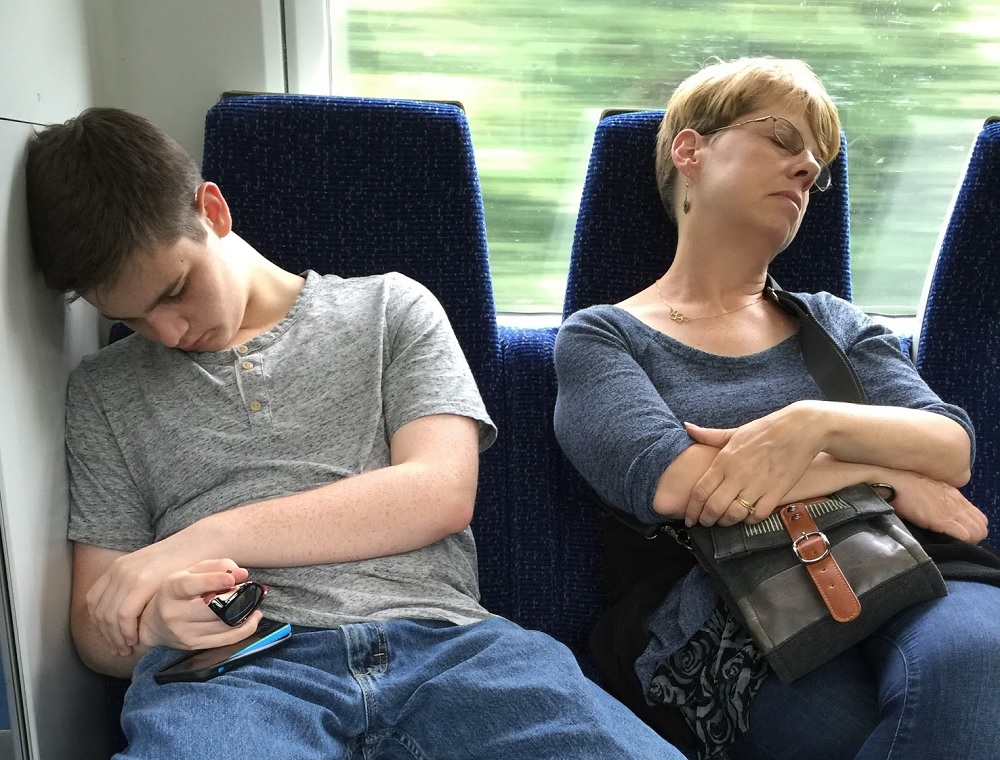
[67,270,498,628]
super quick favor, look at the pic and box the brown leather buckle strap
[778,501,861,623]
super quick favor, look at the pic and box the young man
[26,107,684,759]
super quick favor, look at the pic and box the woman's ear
[671,128,701,178]
[195,181,233,237]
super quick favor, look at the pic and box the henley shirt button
[236,345,249,355]
[241,361,253,370]
[249,400,263,412]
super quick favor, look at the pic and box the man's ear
[196,182,233,237]
[671,128,702,178]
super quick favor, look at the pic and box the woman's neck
[671,210,782,291]
[662,245,769,303]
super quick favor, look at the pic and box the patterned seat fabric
[917,120,1000,546]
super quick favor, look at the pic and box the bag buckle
[792,531,831,564]
[779,503,861,624]
[661,524,693,551]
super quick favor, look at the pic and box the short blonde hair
[655,57,841,221]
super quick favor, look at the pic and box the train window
[319,1,998,315]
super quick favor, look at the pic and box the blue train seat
[493,324,603,667]
[917,119,1000,545]
[201,94,502,421]
[200,95,511,595]
[197,95,611,679]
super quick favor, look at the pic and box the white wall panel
[1,0,103,756]
[87,0,286,161]
[285,0,333,95]
[0,120,107,760]
[0,2,285,755]
[0,0,93,124]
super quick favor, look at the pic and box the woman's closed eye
[767,135,791,152]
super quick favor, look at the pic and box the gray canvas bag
[675,482,946,683]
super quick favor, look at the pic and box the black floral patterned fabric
[647,601,770,760]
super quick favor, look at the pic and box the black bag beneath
[589,510,698,751]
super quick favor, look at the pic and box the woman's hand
[683,403,824,526]
[137,560,263,652]
[887,471,989,543]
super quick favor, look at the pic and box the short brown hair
[25,107,206,296]
[655,57,841,222]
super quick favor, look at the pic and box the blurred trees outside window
[333,0,1000,314]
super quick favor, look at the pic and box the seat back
[563,110,852,318]
[489,325,602,672]
[202,92,508,567]
[202,94,500,407]
[917,120,1000,544]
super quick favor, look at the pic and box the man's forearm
[173,459,477,569]
[70,416,480,661]
[71,604,146,678]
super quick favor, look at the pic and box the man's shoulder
[307,271,440,326]
[308,271,428,309]
[73,332,162,377]
[313,270,423,295]
[68,333,185,407]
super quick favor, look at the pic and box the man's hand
[137,560,263,652]
[888,471,989,543]
[85,538,229,656]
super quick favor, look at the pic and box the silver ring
[736,497,756,515]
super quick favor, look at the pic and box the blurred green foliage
[343,0,1000,313]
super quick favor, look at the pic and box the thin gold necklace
[655,277,764,324]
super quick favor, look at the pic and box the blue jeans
[728,580,1000,760]
[119,617,685,759]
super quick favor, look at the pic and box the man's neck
[228,237,307,346]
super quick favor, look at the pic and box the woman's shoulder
[787,290,870,326]
[561,303,645,332]
[784,290,895,354]
[556,305,656,364]
[787,288,850,309]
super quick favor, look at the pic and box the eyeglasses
[702,115,832,193]
[206,581,269,626]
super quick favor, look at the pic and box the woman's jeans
[729,580,1000,760]
[119,616,686,759]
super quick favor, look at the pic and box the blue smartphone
[153,618,292,684]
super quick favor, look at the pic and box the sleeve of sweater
[553,307,693,524]
[807,292,977,466]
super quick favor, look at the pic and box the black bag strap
[764,275,868,405]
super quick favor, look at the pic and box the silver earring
[682,179,691,214]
